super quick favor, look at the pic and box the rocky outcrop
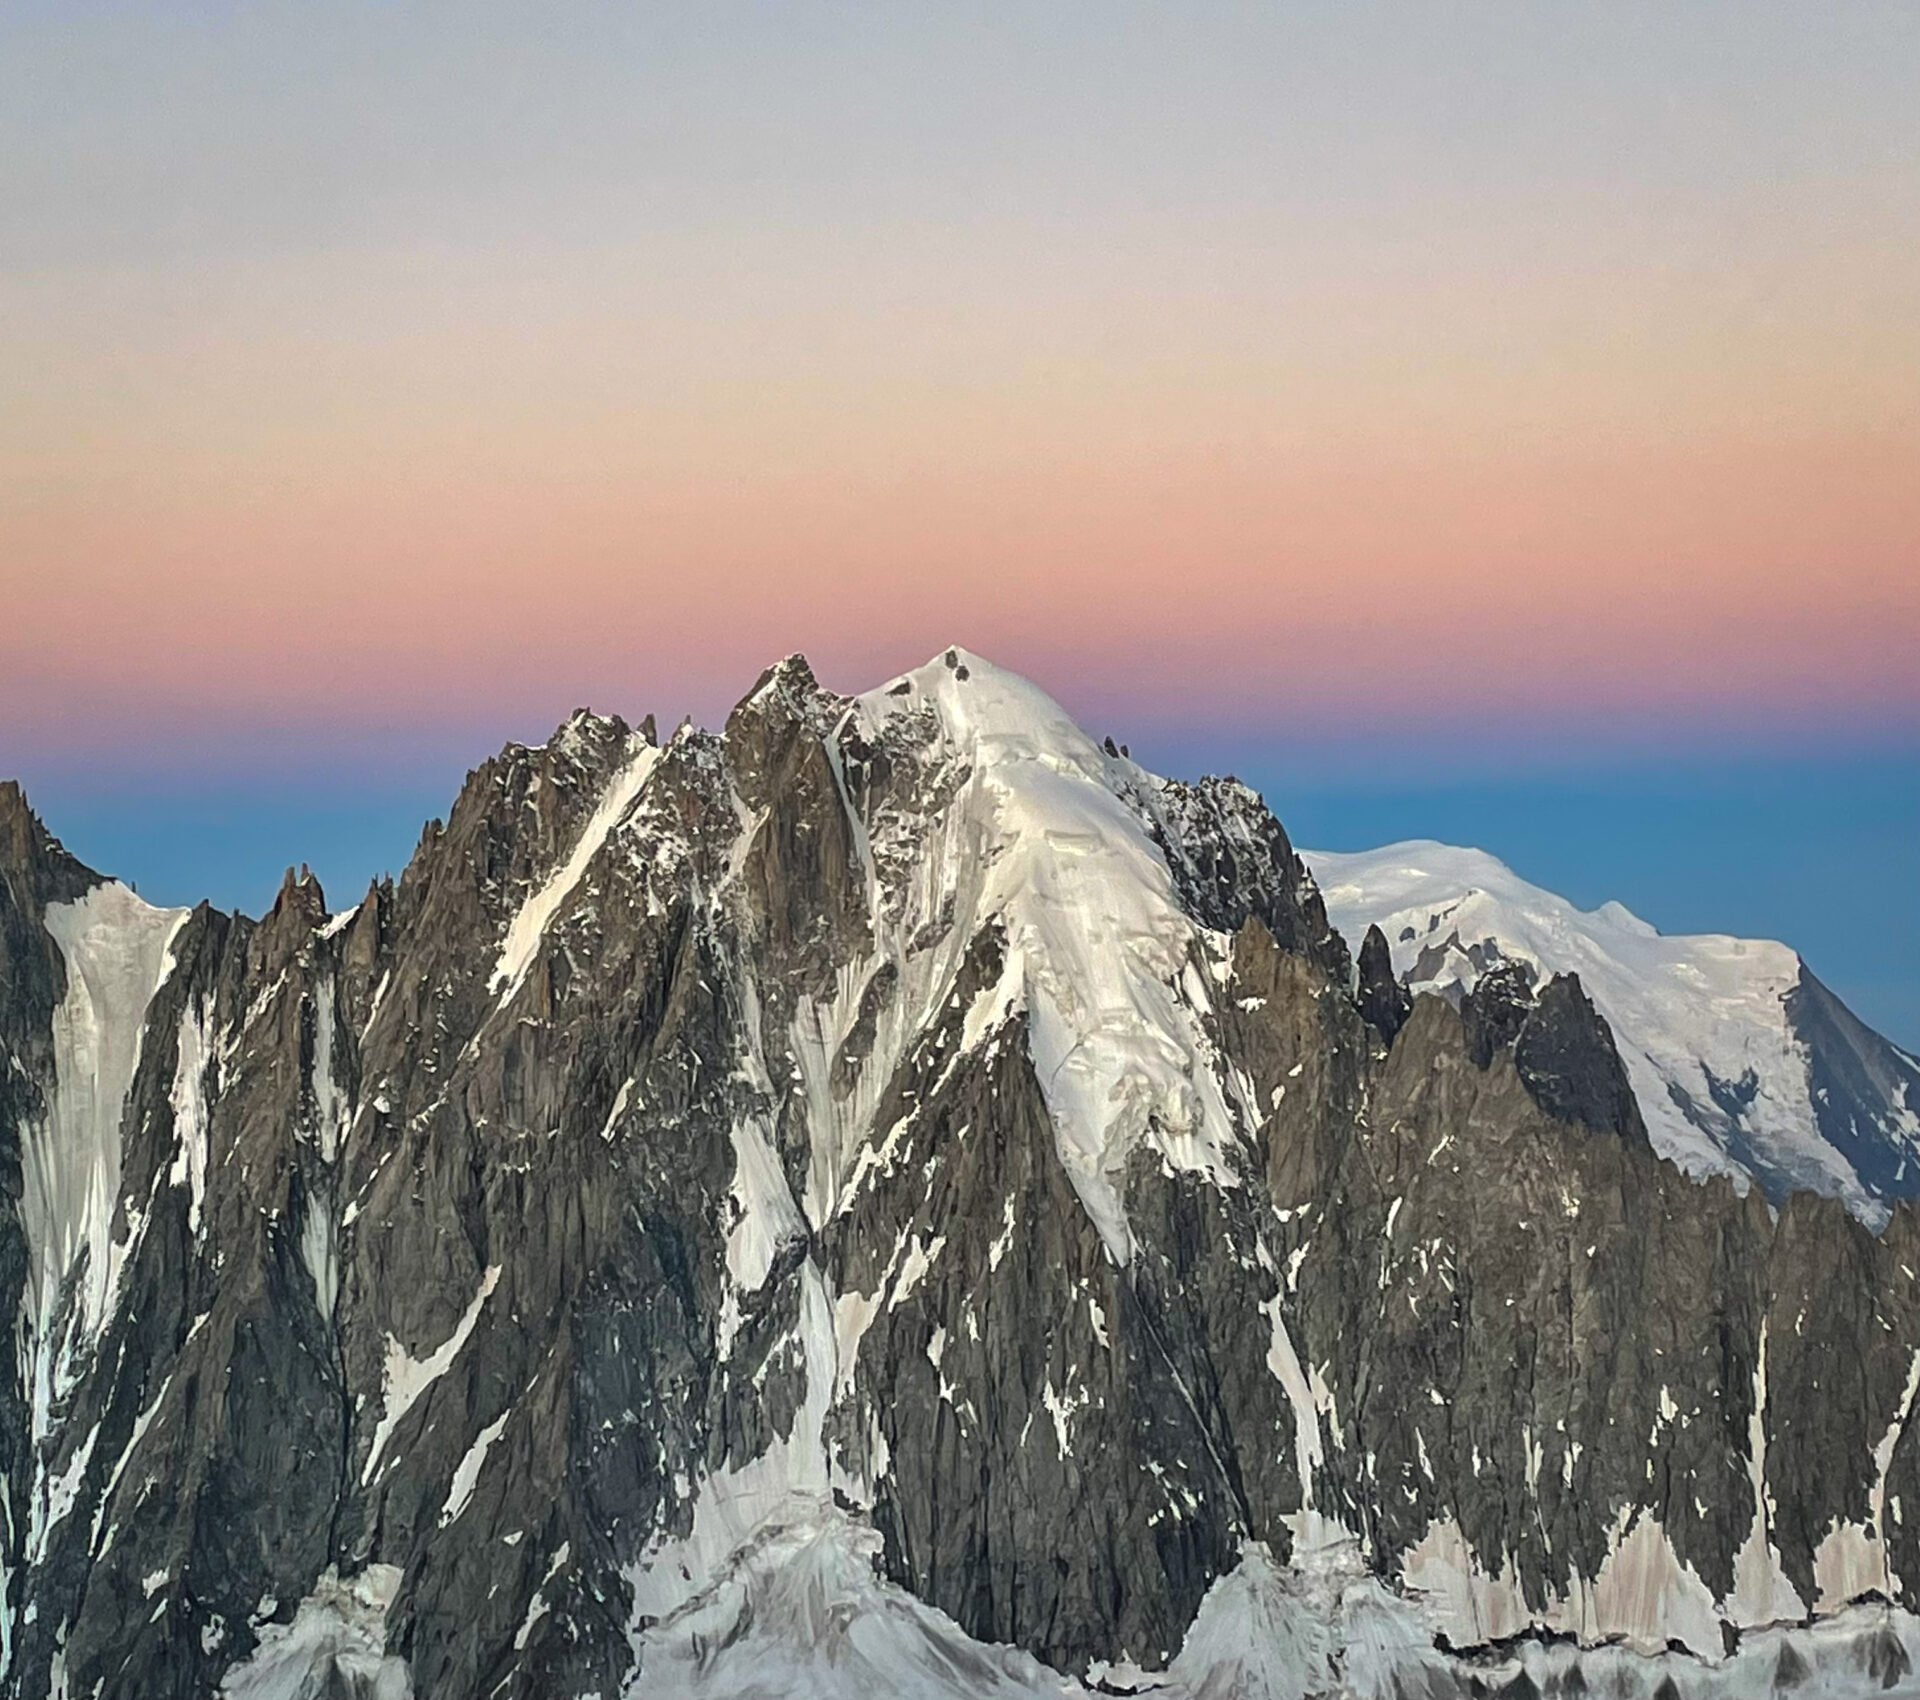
[2,654,1918,1699]
[1356,922,1411,1045]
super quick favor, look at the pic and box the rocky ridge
[1,655,1918,1699]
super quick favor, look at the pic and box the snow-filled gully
[20,884,190,1444]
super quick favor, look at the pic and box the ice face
[22,882,189,1442]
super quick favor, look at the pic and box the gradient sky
[4,4,1917,1041]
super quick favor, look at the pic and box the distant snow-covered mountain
[1306,840,1920,1225]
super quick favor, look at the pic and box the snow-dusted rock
[1308,840,1920,1224]
[4,666,1920,1699]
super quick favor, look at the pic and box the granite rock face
[3,657,1919,1700]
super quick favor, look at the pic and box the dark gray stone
[3,662,1920,1697]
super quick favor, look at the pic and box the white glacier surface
[1306,839,1907,1220]
[845,650,1246,1264]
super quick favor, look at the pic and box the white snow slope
[1305,840,1920,1225]
[21,882,190,1441]
[841,651,1246,1265]
[627,1511,1920,1700]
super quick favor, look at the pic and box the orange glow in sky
[3,5,1915,760]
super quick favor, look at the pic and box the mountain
[3,651,1920,1699]
[1306,841,1920,1228]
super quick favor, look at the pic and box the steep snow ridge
[1305,840,1904,1221]
[489,737,661,1004]
[847,650,1245,1263]
[21,881,189,1441]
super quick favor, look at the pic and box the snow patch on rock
[363,1265,500,1483]
[167,998,213,1236]
[1402,1502,1773,1661]
[309,980,347,1162]
[1814,1344,1920,1610]
[490,741,661,1004]
[1727,1318,1810,1626]
[440,1412,510,1529]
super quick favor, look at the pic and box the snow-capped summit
[6,659,1920,1700]
[843,646,1269,1262]
[1306,840,1920,1225]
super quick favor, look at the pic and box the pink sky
[4,7,1916,768]
[9,361,1913,757]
